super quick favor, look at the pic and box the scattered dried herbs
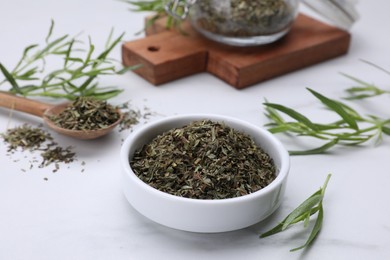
[1,124,77,172]
[118,102,156,132]
[49,97,120,131]
[1,124,51,152]
[119,109,140,131]
[131,120,276,200]
[40,146,76,169]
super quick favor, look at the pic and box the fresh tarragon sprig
[260,174,331,252]
[0,20,137,100]
[120,0,186,33]
[263,88,390,155]
[342,60,390,100]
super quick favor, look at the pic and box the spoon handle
[0,91,53,117]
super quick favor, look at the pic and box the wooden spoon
[0,91,123,139]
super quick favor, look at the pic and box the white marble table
[1,0,389,259]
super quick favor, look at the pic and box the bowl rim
[120,113,290,205]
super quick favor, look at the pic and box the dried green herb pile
[193,0,295,37]
[49,97,120,131]
[2,124,50,152]
[1,124,76,172]
[131,120,276,200]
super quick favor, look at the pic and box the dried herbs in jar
[172,0,299,46]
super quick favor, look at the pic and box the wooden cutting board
[122,14,351,89]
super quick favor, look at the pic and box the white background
[1,0,390,259]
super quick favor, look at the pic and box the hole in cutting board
[147,46,160,52]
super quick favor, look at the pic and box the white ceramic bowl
[120,114,290,233]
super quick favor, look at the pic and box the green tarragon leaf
[307,88,359,130]
[263,102,318,131]
[0,63,21,93]
[260,174,331,252]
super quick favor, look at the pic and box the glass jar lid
[301,0,359,30]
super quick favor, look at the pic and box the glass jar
[189,0,299,46]
[166,0,299,46]
[165,0,359,47]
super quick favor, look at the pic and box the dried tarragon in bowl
[130,120,276,200]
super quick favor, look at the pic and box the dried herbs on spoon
[49,97,120,131]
